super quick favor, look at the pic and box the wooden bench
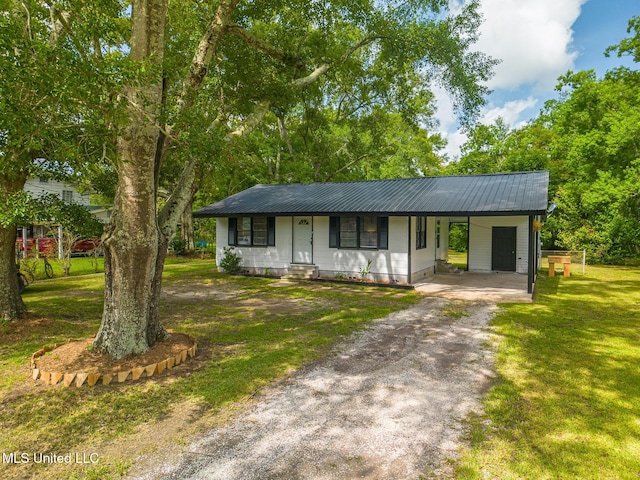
[548,255,571,277]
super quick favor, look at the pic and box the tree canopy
[41,0,494,358]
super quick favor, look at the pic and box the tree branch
[277,113,297,162]
[227,25,306,70]
[325,152,382,182]
[227,35,379,139]
[227,100,272,138]
[44,1,87,56]
[158,158,198,239]
[175,0,240,115]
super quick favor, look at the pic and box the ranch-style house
[193,171,550,294]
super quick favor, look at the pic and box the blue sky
[437,0,639,159]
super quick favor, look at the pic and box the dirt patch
[34,333,196,375]
[127,298,498,480]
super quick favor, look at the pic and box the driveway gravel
[133,297,497,480]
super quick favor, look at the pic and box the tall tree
[0,1,122,321]
[92,0,496,359]
[0,0,494,356]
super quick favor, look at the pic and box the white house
[193,171,549,294]
[17,178,111,258]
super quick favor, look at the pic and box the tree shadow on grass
[483,269,640,478]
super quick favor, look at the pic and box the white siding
[217,214,531,281]
[216,217,292,273]
[313,216,409,282]
[410,216,437,282]
[24,178,90,206]
[218,216,410,281]
[468,216,529,274]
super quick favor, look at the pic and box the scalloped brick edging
[30,336,197,388]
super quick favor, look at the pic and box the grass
[455,265,640,479]
[0,258,420,480]
[448,249,468,270]
[19,256,105,281]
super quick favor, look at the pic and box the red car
[15,237,57,256]
[71,238,102,256]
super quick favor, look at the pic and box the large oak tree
[2,0,495,354]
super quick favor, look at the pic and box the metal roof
[193,171,549,217]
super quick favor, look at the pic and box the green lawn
[448,249,468,270]
[0,259,420,480]
[455,265,640,479]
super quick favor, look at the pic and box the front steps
[283,264,319,279]
[436,259,463,275]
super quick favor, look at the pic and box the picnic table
[548,255,571,277]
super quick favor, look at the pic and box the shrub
[171,237,188,256]
[219,246,241,274]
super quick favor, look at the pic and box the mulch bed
[32,332,197,387]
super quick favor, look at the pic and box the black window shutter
[267,217,276,246]
[228,217,237,245]
[329,216,339,248]
[378,217,389,250]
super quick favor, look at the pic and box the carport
[414,272,532,303]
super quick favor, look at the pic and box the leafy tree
[2,0,495,354]
[0,0,122,319]
[89,0,496,359]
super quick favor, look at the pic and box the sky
[436,0,639,159]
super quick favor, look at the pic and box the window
[252,217,268,246]
[228,217,275,247]
[62,190,73,203]
[416,216,427,250]
[360,217,378,248]
[329,216,388,250]
[340,217,358,248]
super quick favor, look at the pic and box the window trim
[329,216,388,250]
[228,216,276,247]
[416,216,427,250]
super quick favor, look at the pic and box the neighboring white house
[193,171,549,294]
[17,178,111,258]
[23,177,91,206]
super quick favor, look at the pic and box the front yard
[0,259,420,480]
[3,258,640,479]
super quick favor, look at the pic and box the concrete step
[284,264,319,279]
[436,260,463,275]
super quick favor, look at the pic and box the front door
[492,227,517,271]
[293,216,313,264]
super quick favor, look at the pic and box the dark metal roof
[193,171,549,217]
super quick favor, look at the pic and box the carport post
[528,215,535,294]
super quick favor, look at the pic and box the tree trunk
[0,173,28,321]
[93,0,238,358]
[180,195,196,251]
[93,129,168,358]
[92,0,169,359]
[0,224,27,321]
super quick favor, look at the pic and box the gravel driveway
[133,297,497,480]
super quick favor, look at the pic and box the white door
[293,216,313,264]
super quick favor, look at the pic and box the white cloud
[480,97,538,127]
[436,0,586,160]
[476,0,585,90]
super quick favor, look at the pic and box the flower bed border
[30,334,197,388]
